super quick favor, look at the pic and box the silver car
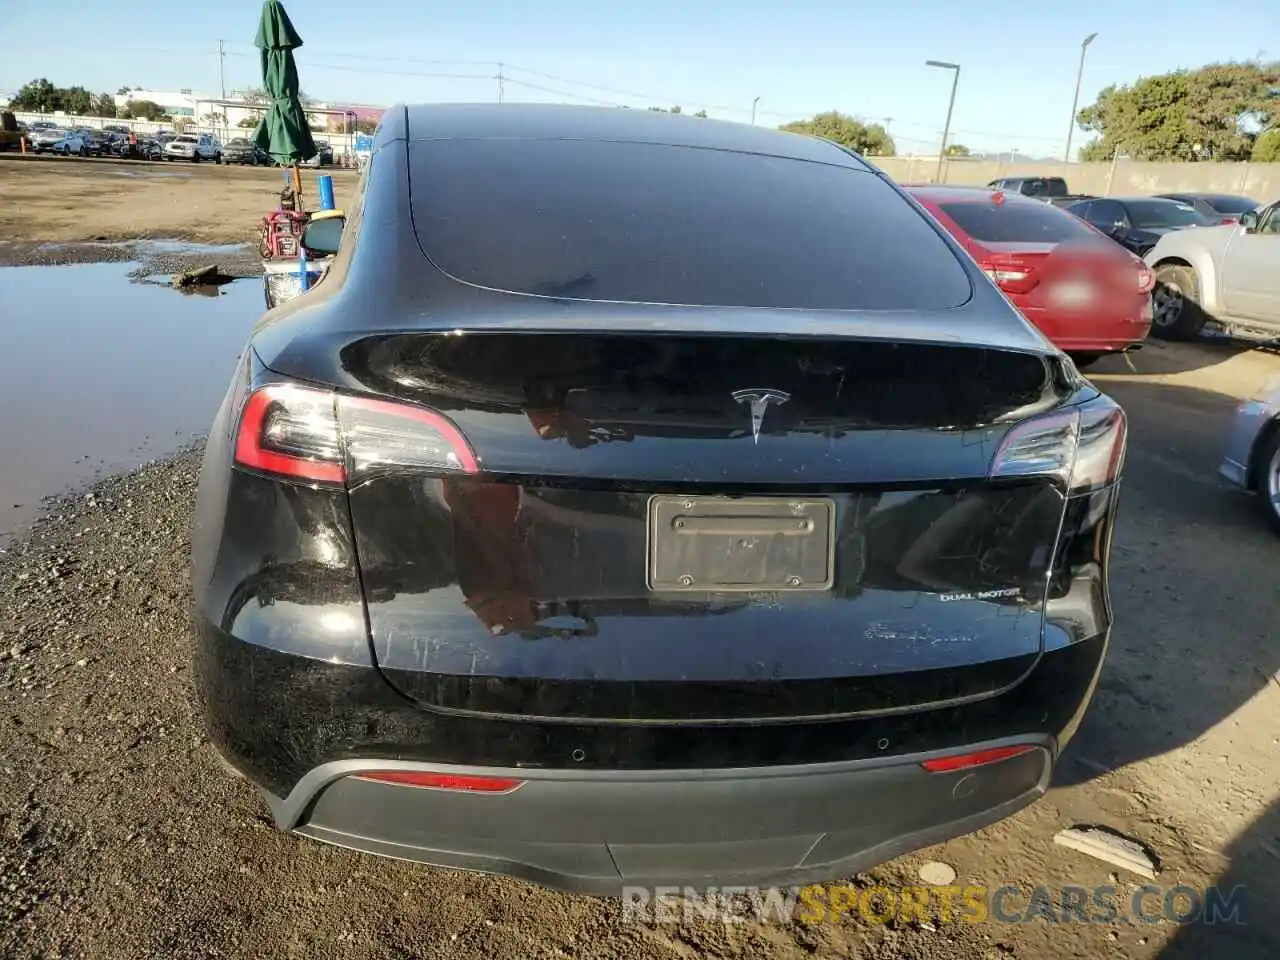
[1145,198,1280,341]
[1221,377,1280,533]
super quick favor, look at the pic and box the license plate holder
[647,495,836,592]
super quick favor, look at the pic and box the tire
[1151,263,1207,340]
[191,154,200,163]
[1255,427,1280,536]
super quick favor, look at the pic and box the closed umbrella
[252,0,316,206]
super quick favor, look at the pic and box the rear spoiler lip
[255,301,1063,368]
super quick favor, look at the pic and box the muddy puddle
[0,261,260,544]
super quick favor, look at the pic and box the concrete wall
[873,156,1280,202]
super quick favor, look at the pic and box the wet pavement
[0,261,259,543]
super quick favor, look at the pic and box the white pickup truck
[1145,199,1280,341]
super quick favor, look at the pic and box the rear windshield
[1205,195,1259,215]
[939,201,1095,243]
[1126,200,1213,229]
[408,139,972,310]
[175,136,197,144]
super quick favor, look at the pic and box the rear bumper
[195,614,1108,891]
[256,746,1050,894]
[1019,304,1152,354]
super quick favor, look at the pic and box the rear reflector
[989,396,1127,493]
[1137,268,1155,294]
[233,382,479,484]
[921,745,1039,773]
[351,771,524,793]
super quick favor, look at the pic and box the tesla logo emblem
[732,388,790,444]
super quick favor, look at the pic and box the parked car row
[18,122,342,167]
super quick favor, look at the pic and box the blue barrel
[317,175,335,211]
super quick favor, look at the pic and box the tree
[91,93,117,118]
[1253,128,1280,162]
[238,116,261,128]
[944,143,970,156]
[694,109,708,119]
[122,100,166,121]
[202,112,225,124]
[1077,61,1280,161]
[353,119,378,134]
[10,78,60,112]
[779,111,896,156]
[648,105,683,114]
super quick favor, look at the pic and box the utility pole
[1064,32,1097,163]
[218,40,226,100]
[926,60,960,184]
[751,96,760,125]
[497,62,505,104]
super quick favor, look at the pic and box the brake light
[921,745,1039,773]
[352,771,523,793]
[979,260,1040,295]
[233,382,479,484]
[989,397,1127,493]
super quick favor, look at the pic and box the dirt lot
[1,155,1279,960]
[0,154,359,254]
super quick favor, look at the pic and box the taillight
[989,397,1127,493]
[979,260,1040,295]
[1136,267,1155,293]
[233,382,479,485]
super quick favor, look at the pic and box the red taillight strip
[921,744,1039,773]
[233,388,346,484]
[351,771,524,793]
[342,395,480,473]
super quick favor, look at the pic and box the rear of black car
[192,105,1124,893]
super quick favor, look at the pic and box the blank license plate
[1049,281,1096,307]
[647,496,835,592]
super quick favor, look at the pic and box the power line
[174,42,1071,145]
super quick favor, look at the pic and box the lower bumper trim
[266,741,1053,894]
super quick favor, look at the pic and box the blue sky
[4,0,1276,156]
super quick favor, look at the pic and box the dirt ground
[0,154,360,250]
[2,155,1279,960]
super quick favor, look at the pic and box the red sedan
[905,186,1154,366]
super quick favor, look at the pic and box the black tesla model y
[192,103,1125,894]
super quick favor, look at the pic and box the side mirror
[301,215,345,256]
[1239,210,1260,233]
[1110,220,1127,235]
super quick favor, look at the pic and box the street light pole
[751,96,760,125]
[1064,32,1097,163]
[926,60,960,183]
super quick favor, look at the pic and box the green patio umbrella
[252,0,316,202]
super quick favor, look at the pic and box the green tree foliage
[90,93,117,118]
[238,116,261,128]
[10,78,93,114]
[353,119,379,134]
[1253,128,1280,162]
[1076,61,1280,161]
[121,100,166,121]
[945,143,970,156]
[649,105,683,114]
[779,111,896,156]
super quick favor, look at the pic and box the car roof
[398,103,872,169]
